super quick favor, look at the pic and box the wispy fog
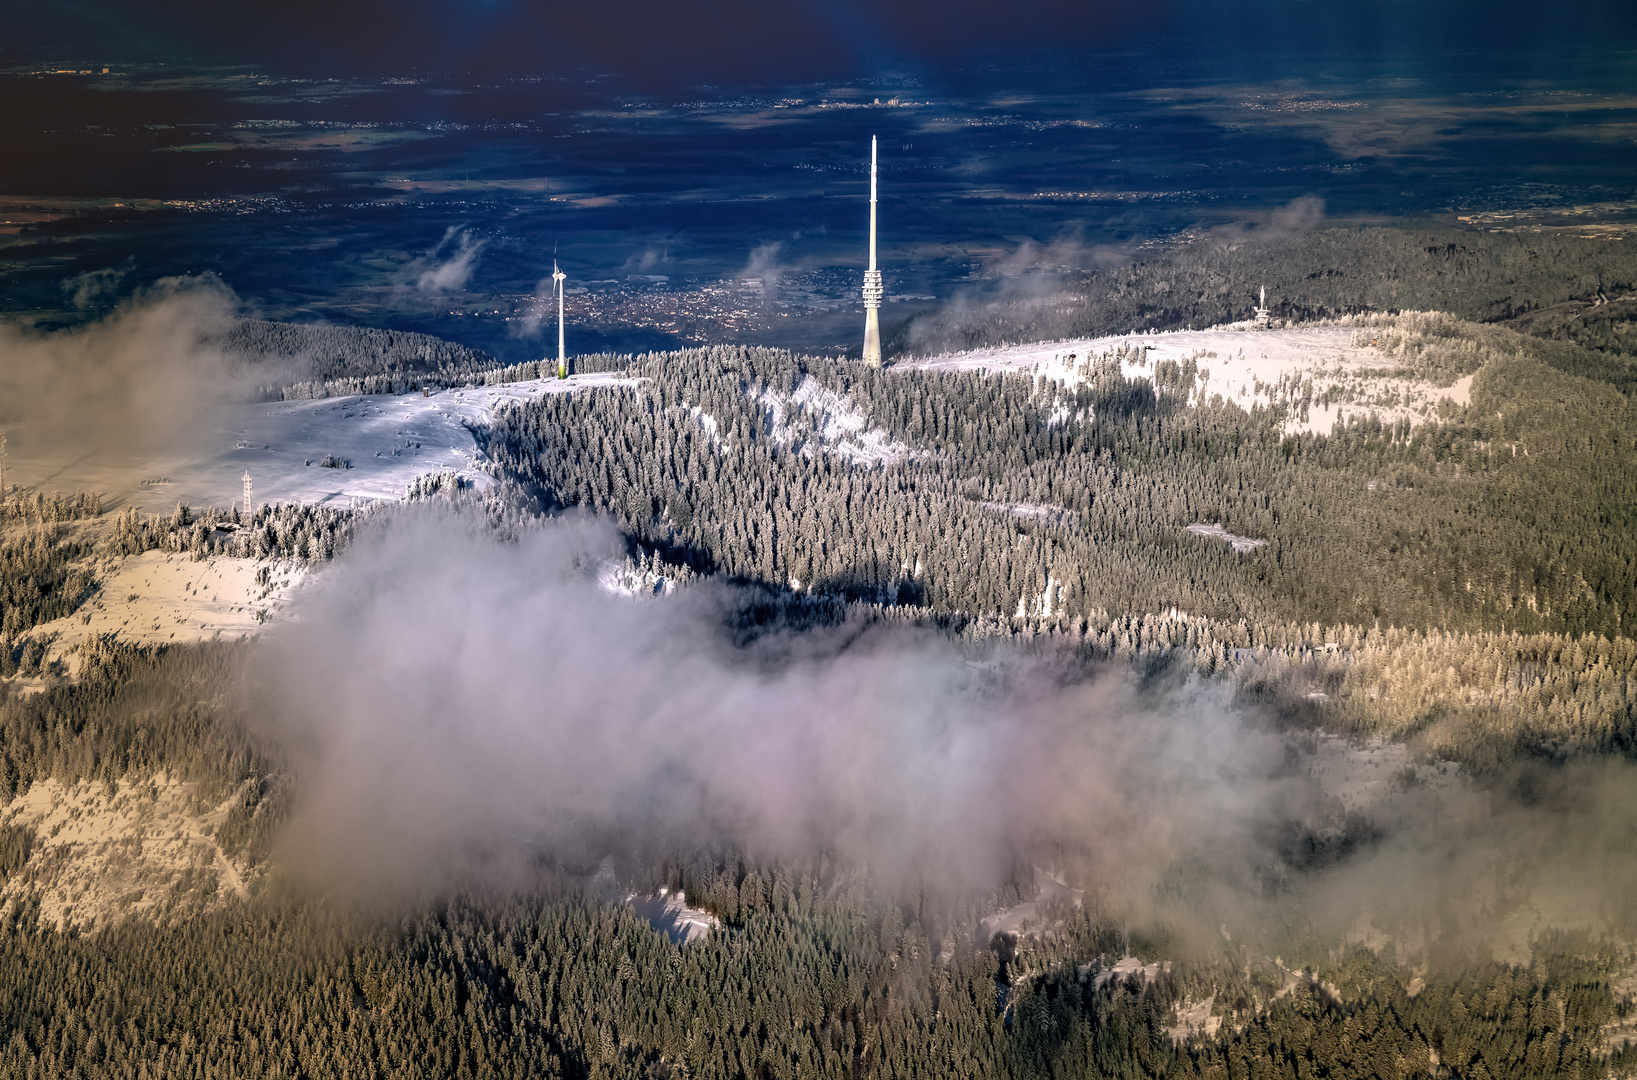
[739,242,791,306]
[0,275,272,463]
[414,227,486,294]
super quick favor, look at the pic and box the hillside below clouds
[4,226,1636,757]
[2,225,1637,1079]
[3,228,1635,756]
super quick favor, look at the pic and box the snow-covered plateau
[6,372,642,516]
[905,323,1474,436]
[4,374,640,670]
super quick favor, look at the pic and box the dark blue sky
[9,0,1637,89]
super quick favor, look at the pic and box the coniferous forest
[2,227,1637,1077]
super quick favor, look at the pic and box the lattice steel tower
[1254,285,1272,328]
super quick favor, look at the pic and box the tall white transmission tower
[553,259,568,379]
[862,135,884,367]
[242,471,253,521]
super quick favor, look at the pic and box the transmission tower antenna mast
[553,258,568,379]
[242,471,253,521]
[862,135,884,366]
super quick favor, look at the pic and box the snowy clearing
[1,774,254,932]
[979,867,1083,942]
[759,377,909,465]
[5,372,642,515]
[20,551,306,675]
[2,374,636,670]
[902,323,1475,436]
[1166,995,1222,1043]
[1086,956,1170,992]
[626,887,720,945]
[1186,523,1268,554]
[980,501,1078,525]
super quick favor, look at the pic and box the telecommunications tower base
[862,136,884,366]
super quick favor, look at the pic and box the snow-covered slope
[7,373,641,514]
[756,377,908,465]
[27,551,303,664]
[903,324,1474,436]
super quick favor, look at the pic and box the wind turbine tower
[553,259,568,379]
[862,136,884,366]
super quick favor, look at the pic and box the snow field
[4,374,640,666]
[905,324,1476,437]
[6,373,644,516]
[0,774,252,933]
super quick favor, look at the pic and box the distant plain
[3,51,1635,359]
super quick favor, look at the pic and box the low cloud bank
[895,195,1327,355]
[252,513,1637,956]
[252,515,1286,903]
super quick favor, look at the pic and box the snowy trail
[6,372,640,514]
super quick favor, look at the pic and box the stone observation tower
[862,136,884,366]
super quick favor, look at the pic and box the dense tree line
[0,488,100,643]
[842,606,1637,772]
[893,228,1637,367]
[103,499,356,564]
[487,317,1636,647]
[0,805,1629,1078]
[0,641,283,862]
[217,320,499,392]
[0,489,100,528]
[1508,296,1637,361]
[269,358,568,402]
[0,527,92,641]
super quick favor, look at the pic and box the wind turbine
[552,257,568,379]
